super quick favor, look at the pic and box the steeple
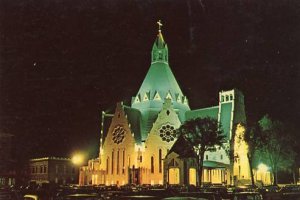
[131,21,190,140]
[132,20,190,112]
[151,20,168,63]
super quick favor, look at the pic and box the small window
[166,110,170,116]
[221,155,223,160]
[139,156,142,162]
[159,52,162,60]
[159,149,162,173]
[226,95,229,101]
[221,95,224,102]
[151,156,154,173]
[230,94,233,100]
[111,151,114,174]
[206,155,208,160]
[106,158,109,175]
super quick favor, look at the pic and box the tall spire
[156,20,165,48]
[152,20,168,63]
[133,20,189,110]
[157,20,163,32]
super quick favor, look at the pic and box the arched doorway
[189,168,196,185]
[169,168,180,184]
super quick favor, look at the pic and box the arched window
[117,150,119,174]
[122,150,125,174]
[106,157,109,174]
[151,156,154,173]
[159,149,162,173]
[111,151,114,174]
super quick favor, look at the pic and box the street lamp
[72,154,84,166]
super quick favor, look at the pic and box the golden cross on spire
[157,20,163,32]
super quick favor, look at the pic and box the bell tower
[151,20,168,63]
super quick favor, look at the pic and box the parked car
[24,194,39,200]
[179,191,223,200]
[0,189,22,200]
[60,193,102,200]
[280,185,300,200]
[280,184,300,193]
[231,192,263,200]
[262,185,280,192]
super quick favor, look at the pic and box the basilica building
[79,23,250,186]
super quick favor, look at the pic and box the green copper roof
[123,105,143,144]
[185,103,233,140]
[203,160,229,169]
[167,135,196,158]
[136,62,184,98]
[185,106,219,120]
[219,102,233,140]
[133,30,186,104]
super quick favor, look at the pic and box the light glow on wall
[233,123,250,180]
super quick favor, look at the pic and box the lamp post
[72,154,84,166]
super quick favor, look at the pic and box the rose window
[112,125,126,144]
[159,124,177,142]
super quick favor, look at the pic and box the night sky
[0,0,299,163]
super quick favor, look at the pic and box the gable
[123,105,143,144]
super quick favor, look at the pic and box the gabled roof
[185,106,219,121]
[123,105,143,144]
[167,135,196,158]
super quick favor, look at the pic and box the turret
[151,20,168,63]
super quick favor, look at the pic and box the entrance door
[189,168,196,185]
[169,168,180,184]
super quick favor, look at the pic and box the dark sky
[0,0,299,162]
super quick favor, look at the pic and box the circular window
[112,125,126,144]
[158,124,177,142]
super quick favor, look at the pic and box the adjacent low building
[28,157,79,185]
[0,132,16,186]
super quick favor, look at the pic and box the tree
[177,117,226,187]
[243,122,264,186]
[258,115,296,185]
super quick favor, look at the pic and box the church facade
[79,24,250,186]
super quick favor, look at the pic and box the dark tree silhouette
[244,122,264,187]
[258,115,296,185]
[177,117,225,187]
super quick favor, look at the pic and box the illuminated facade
[79,23,250,186]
